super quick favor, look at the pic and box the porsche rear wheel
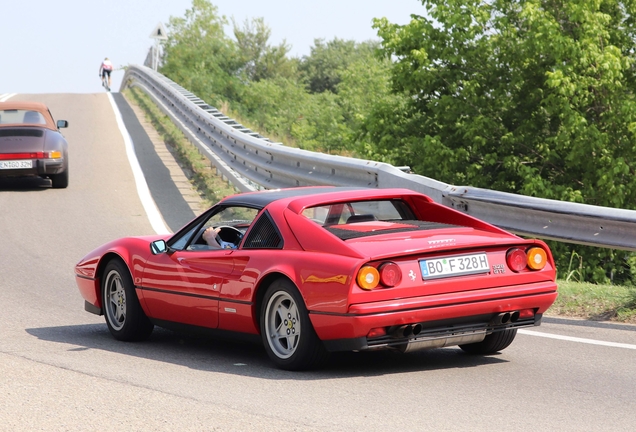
[261,279,328,371]
[101,259,153,341]
[459,328,517,354]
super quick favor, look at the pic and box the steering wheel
[215,225,244,249]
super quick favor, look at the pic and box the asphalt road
[1,93,635,431]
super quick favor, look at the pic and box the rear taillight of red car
[357,262,402,290]
[378,262,402,287]
[506,247,548,272]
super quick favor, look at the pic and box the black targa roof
[221,186,369,209]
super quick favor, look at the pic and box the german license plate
[0,160,33,169]
[420,253,490,280]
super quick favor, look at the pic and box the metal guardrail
[121,65,636,252]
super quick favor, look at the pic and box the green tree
[161,0,241,104]
[299,39,379,94]
[371,0,636,282]
[233,17,296,81]
[237,37,392,154]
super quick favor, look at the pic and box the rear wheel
[260,278,328,371]
[50,167,68,188]
[101,259,153,341]
[459,328,517,354]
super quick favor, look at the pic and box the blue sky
[0,0,423,94]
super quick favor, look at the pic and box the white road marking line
[519,329,636,350]
[107,93,171,235]
[0,93,17,102]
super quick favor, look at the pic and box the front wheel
[101,259,153,341]
[459,328,517,354]
[260,279,328,371]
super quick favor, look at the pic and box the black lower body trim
[84,301,102,316]
[150,318,261,345]
[323,337,368,352]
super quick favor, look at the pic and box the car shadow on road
[26,323,508,379]
[0,176,52,190]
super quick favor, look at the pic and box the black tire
[101,259,154,341]
[459,328,517,354]
[260,278,329,371]
[50,168,68,189]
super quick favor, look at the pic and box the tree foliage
[298,38,380,94]
[372,0,636,207]
[369,0,636,283]
[233,17,296,81]
[161,0,241,104]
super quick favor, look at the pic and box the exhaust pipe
[492,312,511,325]
[491,311,520,325]
[412,323,422,336]
[394,324,423,338]
[396,325,413,337]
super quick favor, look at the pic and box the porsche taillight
[357,262,402,290]
[506,247,548,272]
[0,152,61,160]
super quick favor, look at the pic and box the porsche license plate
[0,160,33,169]
[420,253,490,280]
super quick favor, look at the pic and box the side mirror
[57,120,68,129]
[150,239,167,255]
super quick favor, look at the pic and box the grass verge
[124,86,636,325]
[549,280,636,323]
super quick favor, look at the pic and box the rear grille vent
[0,129,44,138]
[243,212,283,249]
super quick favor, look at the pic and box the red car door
[140,249,235,329]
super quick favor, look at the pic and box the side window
[170,224,199,251]
[169,205,260,252]
[242,211,283,249]
[201,206,259,230]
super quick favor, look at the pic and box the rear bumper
[0,158,65,177]
[310,282,557,352]
[38,158,65,174]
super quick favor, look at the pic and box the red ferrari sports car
[75,187,558,370]
[0,101,69,188]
